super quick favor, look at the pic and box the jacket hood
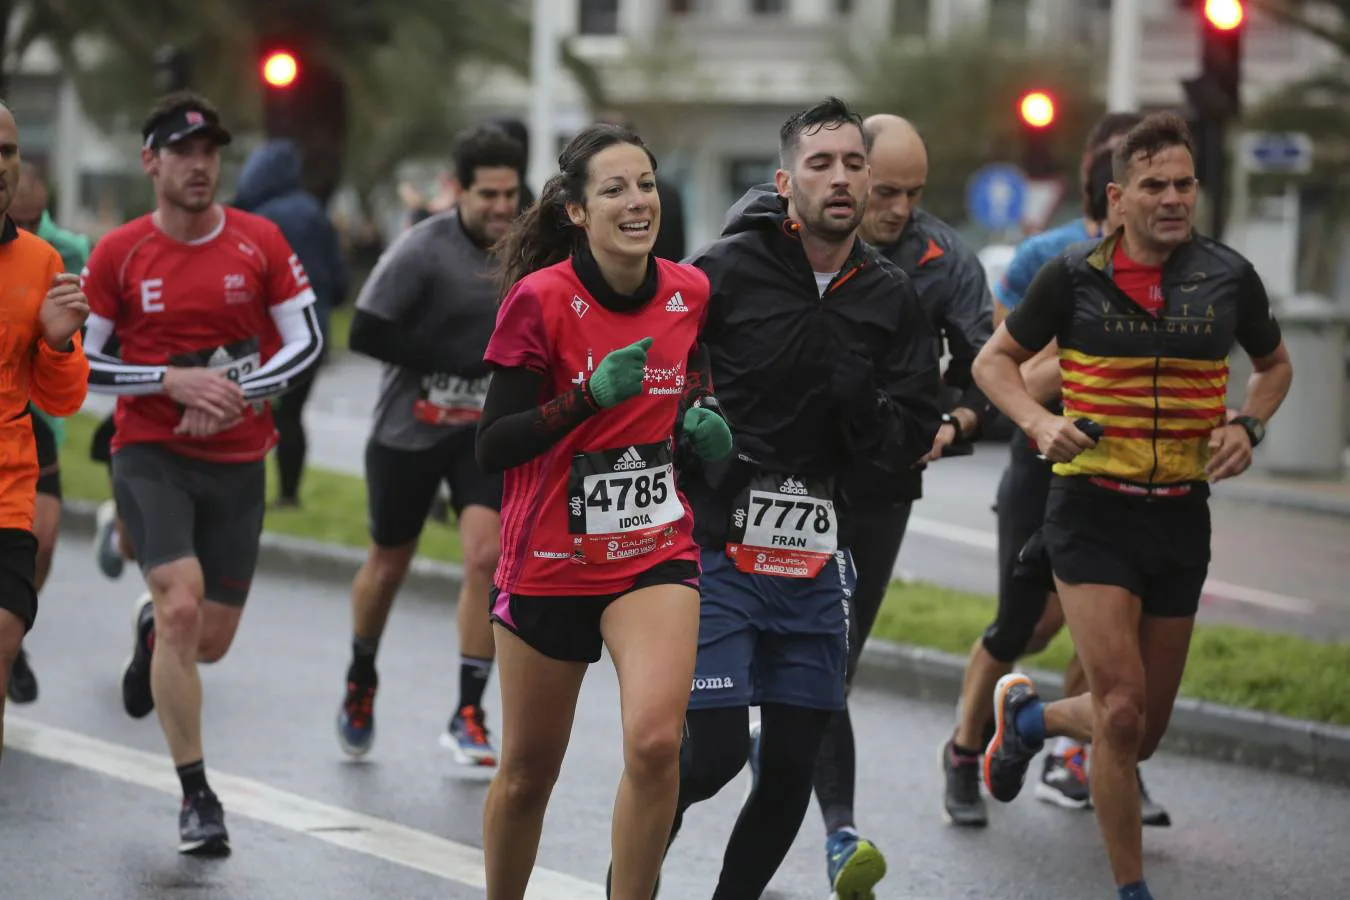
[234,139,303,210]
[720,183,787,237]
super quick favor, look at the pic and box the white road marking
[905,516,1317,615]
[6,717,605,900]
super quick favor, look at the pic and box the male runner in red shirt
[81,91,323,855]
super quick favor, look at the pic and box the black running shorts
[365,430,503,548]
[111,442,266,607]
[0,528,39,633]
[490,559,700,664]
[1042,476,1210,618]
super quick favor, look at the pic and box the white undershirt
[814,271,837,297]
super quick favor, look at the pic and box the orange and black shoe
[337,671,378,758]
[983,673,1044,803]
[440,705,497,767]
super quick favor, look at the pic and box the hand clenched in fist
[39,273,90,351]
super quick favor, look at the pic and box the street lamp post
[527,0,560,197]
[1107,0,1142,112]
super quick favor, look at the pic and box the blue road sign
[967,164,1028,231]
[1240,132,1313,175]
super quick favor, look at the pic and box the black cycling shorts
[32,413,61,499]
[365,430,503,548]
[112,442,266,608]
[981,430,1055,663]
[490,559,701,664]
[0,528,39,633]
[1042,476,1210,618]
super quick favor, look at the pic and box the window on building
[669,0,694,13]
[727,157,779,202]
[578,0,620,35]
[892,0,930,38]
[751,0,786,14]
[836,0,856,13]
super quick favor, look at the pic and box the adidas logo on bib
[612,447,646,471]
[209,347,233,367]
[780,478,809,495]
[665,292,688,313]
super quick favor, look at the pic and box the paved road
[80,350,1350,641]
[4,542,1349,898]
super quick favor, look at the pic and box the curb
[853,641,1350,789]
[61,500,1350,787]
[1213,481,1350,521]
[60,500,466,595]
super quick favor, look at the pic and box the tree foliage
[844,31,1105,227]
[3,0,605,206]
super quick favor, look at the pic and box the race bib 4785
[567,441,685,564]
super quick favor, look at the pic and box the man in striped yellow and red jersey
[972,112,1293,900]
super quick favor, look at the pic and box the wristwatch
[941,412,963,440]
[1231,415,1266,448]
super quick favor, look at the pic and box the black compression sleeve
[1004,257,1074,352]
[475,366,600,474]
[348,309,490,379]
[1234,264,1283,358]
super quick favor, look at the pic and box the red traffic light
[1204,0,1244,31]
[1019,91,1056,129]
[262,50,299,89]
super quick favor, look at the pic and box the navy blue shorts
[689,547,854,712]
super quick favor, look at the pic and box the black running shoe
[179,789,230,856]
[8,646,38,704]
[940,738,988,827]
[983,673,1043,803]
[121,594,155,719]
[1138,767,1171,827]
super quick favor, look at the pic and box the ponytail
[493,174,580,301]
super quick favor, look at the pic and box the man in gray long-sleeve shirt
[334,125,525,768]
[798,114,996,895]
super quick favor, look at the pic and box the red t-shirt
[1111,243,1164,317]
[82,209,314,462]
[483,257,710,596]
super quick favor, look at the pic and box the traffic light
[1017,90,1058,178]
[262,50,300,90]
[1184,0,1244,121]
[1182,0,1246,240]
[153,45,192,93]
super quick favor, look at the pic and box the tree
[843,31,1104,228]
[1247,0,1350,293]
[3,0,606,207]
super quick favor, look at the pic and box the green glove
[587,337,653,408]
[682,405,733,461]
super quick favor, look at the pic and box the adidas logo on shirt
[780,478,809,496]
[612,447,647,471]
[665,292,688,313]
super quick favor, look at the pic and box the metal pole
[1107,0,1142,111]
[527,0,559,197]
[1206,118,1228,241]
